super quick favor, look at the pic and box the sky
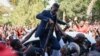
[0,0,56,9]
[0,0,57,10]
[0,0,12,7]
[45,0,56,9]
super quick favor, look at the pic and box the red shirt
[0,42,18,56]
[74,25,89,33]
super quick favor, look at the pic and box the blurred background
[0,0,100,28]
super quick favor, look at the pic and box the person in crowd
[73,20,90,33]
[10,39,25,56]
[74,33,90,56]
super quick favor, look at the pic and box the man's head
[79,20,85,27]
[10,39,22,50]
[51,3,59,14]
[74,33,86,43]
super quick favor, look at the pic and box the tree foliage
[9,0,44,27]
[60,0,90,18]
[92,0,100,20]
[0,0,99,26]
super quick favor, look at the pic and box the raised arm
[57,18,66,25]
[21,26,38,44]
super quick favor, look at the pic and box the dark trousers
[39,30,60,55]
[40,35,60,50]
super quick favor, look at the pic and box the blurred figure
[0,41,18,56]
[74,33,90,56]
[73,20,90,33]
[88,37,100,56]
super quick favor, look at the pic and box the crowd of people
[0,3,100,56]
[0,20,99,56]
[61,20,100,56]
[66,20,100,38]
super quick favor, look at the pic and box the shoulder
[42,10,50,13]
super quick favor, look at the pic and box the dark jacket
[35,10,66,37]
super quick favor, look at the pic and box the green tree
[60,0,90,19]
[92,0,100,20]
[9,0,45,27]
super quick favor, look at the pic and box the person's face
[79,21,85,27]
[51,6,59,14]
[85,21,89,26]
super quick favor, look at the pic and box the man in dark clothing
[10,39,24,56]
[74,33,91,56]
[35,3,66,56]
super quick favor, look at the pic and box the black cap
[75,33,86,40]
[52,3,60,8]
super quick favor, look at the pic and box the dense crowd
[0,20,99,56]
[66,20,100,38]
[61,20,100,56]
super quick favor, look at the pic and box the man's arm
[97,29,100,36]
[21,26,38,44]
[36,10,49,22]
[55,24,74,42]
[57,18,66,25]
